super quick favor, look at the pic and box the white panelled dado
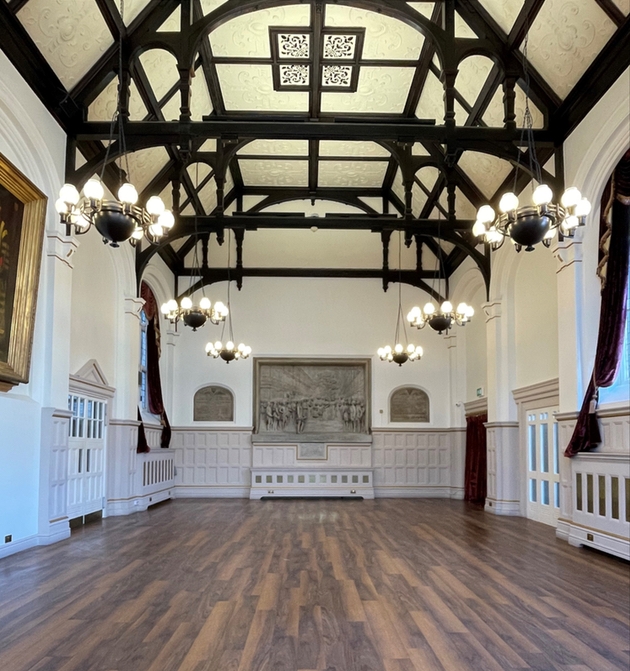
[372,429,464,498]
[67,394,106,519]
[172,428,252,497]
[252,443,371,468]
[526,407,560,526]
[251,468,374,498]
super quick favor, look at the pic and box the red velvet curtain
[565,152,630,457]
[464,413,487,504]
[140,282,171,449]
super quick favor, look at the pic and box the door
[67,394,106,519]
[526,407,560,526]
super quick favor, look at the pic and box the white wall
[465,284,487,401]
[171,277,453,428]
[514,247,559,388]
[0,51,66,551]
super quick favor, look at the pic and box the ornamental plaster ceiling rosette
[18,0,113,89]
[325,5,425,59]
[216,64,309,112]
[321,67,415,114]
[209,5,310,58]
[524,0,616,99]
[318,161,389,188]
[239,159,309,187]
[319,141,391,158]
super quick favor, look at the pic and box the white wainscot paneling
[252,443,371,468]
[372,429,456,497]
[172,428,252,497]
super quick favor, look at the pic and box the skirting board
[0,523,71,560]
[566,521,630,561]
[175,486,250,499]
[0,534,38,559]
[107,487,174,516]
[375,486,453,498]
[485,499,521,516]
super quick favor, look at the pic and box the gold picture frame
[0,152,47,392]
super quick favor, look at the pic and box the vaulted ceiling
[1,0,628,297]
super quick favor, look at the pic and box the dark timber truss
[1,0,628,297]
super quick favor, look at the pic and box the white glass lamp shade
[148,223,163,237]
[146,196,165,216]
[214,301,228,318]
[441,301,453,313]
[564,215,579,230]
[544,227,556,240]
[575,198,592,217]
[477,205,496,224]
[387,353,393,361]
[415,345,423,356]
[84,178,105,201]
[118,183,138,205]
[158,210,175,229]
[423,302,436,315]
[238,343,245,352]
[75,214,91,230]
[465,305,475,318]
[205,342,212,353]
[384,345,392,354]
[532,184,553,206]
[394,344,403,354]
[561,187,581,208]
[226,341,234,351]
[199,297,211,310]
[55,198,70,214]
[407,306,421,322]
[407,344,415,353]
[377,348,385,358]
[180,296,193,310]
[166,299,178,312]
[456,303,467,315]
[244,346,252,356]
[472,220,487,237]
[214,341,222,350]
[59,183,80,205]
[487,227,503,244]
[499,192,519,213]
[131,227,144,240]
[160,303,170,315]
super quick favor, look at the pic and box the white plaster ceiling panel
[186,162,212,183]
[216,64,309,111]
[157,183,173,211]
[209,6,310,58]
[455,188,478,220]
[157,6,180,31]
[190,68,213,120]
[200,139,217,152]
[225,170,235,194]
[477,0,525,34]
[243,195,268,211]
[238,140,309,156]
[453,100,470,125]
[198,179,218,214]
[455,12,477,38]
[320,141,390,157]
[482,83,545,128]
[358,196,384,213]
[18,0,114,90]
[524,0,616,99]
[456,55,494,107]
[325,6,424,59]
[87,77,147,121]
[201,0,229,15]
[407,3,437,21]
[261,200,363,215]
[458,151,513,199]
[160,93,180,121]
[411,183,428,217]
[118,0,151,25]
[181,202,195,215]
[417,166,440,191]
[239,160,309,186]
[412,143,430,156]
[392,169,405,205]
[415,70,443,122]
[138,49,179,100]
[611,0,629,13]
[321,67,415,114]
[125,146,170,192]
[318,161,388,188]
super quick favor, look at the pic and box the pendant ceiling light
[407,217,473,334]
[472,34,590,252]
[55,1,174,247]
[378,232,423,366]
[205,230,251,363]
[161,165,227,331]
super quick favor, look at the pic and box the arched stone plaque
[194,386,234,421]
[390,387,429,423]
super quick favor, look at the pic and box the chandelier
[55,0,173,247]
[472,35,590,252]
[378,232,423,366]
[205,230,252,363]
[160,165,226,331]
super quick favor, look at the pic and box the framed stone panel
[194,385,234,421]
[390,387,430,423]
[253,358,371,442]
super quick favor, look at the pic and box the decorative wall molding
[124,296,145,319]
[512,378,559,405]
[69,359,116,399]
[46,232,79,268]
[464,397,487,416]
[552,239,583,273]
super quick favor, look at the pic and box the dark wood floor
[0,499,628,671]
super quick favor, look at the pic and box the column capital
[46,232,79,269]
[552,238,583,273]
[165,329,180,346]
[482,300,502,322]
[124,296,145,320]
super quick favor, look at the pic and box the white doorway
[526,407,560,526]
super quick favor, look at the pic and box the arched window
[194,386,234,421]
[390,387,430,423]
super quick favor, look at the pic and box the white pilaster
[111,296,144,420]
[163,328,179,417]
[485,421,520,515]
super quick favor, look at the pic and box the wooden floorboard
[0,499,628,671]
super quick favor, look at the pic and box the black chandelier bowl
[504,207,553,251]
[219,350,236,363]
[93,206,138,247]
[428,315,452,334]
[392,352,409,366]
[182,310,208,331]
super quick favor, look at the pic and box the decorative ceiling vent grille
[277,33,310,59]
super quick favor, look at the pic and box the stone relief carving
[390,388,430,423]
[254,359,370,442]
[194,386,234,422]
